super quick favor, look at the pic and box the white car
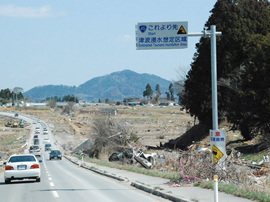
[43,128,48,134]
[43,138,50,144]
[4,154,41,184]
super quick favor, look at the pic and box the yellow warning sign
[212,144,224,164]
[177,26,187,34]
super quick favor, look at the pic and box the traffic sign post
[136,21,188,50]
[136,23,223,166]
[211,129,226,168]
[136,23,223,202]
[180,25,224,167]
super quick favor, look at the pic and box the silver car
[4,154,41,184]
[29,145,41,157]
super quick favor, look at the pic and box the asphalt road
[0,154,167,202]
[0,111,167,202]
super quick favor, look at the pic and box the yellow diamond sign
[212,144,224,164]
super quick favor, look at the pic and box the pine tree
[155,84,161,97]
[154,84,161,103]
[143,84,153,100]
[169,83,175,101]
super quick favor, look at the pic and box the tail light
[29,151,33,153]
[30,164,39,169]
[5,166,14,170]
[37,150,40,152]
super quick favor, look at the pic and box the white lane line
[52,191,59,198]
[48,177,52,181]
[50,182,54,186]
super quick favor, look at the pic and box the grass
[154,186,164,191]
[1,139,16,145]
[195,181,270,202]
[242,148,270,163]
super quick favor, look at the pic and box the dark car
[14,113,18,117]
[33,138,39,145]
[45,143,52,151]
[49,150,62,160]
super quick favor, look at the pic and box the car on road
[43,138,50,144]
[49,150,62,160]
[14,113,18,117]
[4,154,41,184]
[35,128,40,134]
[43,128,48,134]
[34,135,38,139]
[29,145,41,157]
[33,138,39,145]
[45,143,52,151]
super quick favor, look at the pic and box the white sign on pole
[210,129,226,168]
[136,21,188,50]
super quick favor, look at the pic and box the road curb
[131,182,191,202]
[64,155,190,202]
[64,156,125,182]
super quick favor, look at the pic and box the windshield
[51,150,61,154]
[30,146,39,150]
[9,155,36,163]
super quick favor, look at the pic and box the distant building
[159,99,176,106]
[123,97,140,105]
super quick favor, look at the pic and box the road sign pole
[188,26,221,131]
[136,23,223,202]
[211,25,218,131]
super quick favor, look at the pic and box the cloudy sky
[0,0,217,92]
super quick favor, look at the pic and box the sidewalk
[65,156,254,202]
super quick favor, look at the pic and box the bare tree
[87,116,134,159]
[174,65,190,104]
[62,102,74,114]
[47,100,57,108]
[12,87,24,105]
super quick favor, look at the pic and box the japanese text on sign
[136,21,188,50]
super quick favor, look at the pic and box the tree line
[0,88,79,105]
[143,83,177,102]
[180,0,270,140]
[45,95,79,103]
[0,88,24,105]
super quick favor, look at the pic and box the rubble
[108,148,157,169]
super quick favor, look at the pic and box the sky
[0,0,218,92]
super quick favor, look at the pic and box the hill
[23,70,172,102]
